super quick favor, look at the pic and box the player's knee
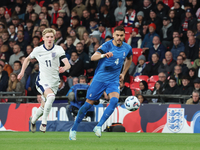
[110,97,118,107]
[46,93,55,104]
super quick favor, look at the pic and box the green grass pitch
[0,132,200,150]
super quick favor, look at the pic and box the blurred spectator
[76,42,90,69]
[155,2,169,19]
[0,44,10,63]
[54,30,64,45]
[85,0,99,15]
[97,22,112,45]
[32,36,40,48]
[119,80,132,102]
[9,44,24,68]
[51,2,60,24]
[127,28,142,48]
[143,53,161,77]
[122,6,136,27]
[0,64,8,91]
[65,36,76,57]
[178,76,193,97]
[148,9,162,34]
[158,72,168,90]
[171,37,184,61]
[12,60,26,86]
[140,0,154,21]
[158,51,176,75]
[88,18,98,33]
[58,9,70,26]
[160,16,173,48]
[171,65,182,86]
[12,4,25,20]
[56,17,67,37]
[56,76,70,96]
[81,9,91,30]
[133,55,146,77]
[88,31,100,57]
[188,68,197,84]
[58,0,70,17]
[25,45,33,57]
[99,5,115,27]
[148,36,166,62]
[0,59,13,77]
[7,72,25,96]
[25,20,34,40]
[136,94,148,104]
[179,51,192,69]
[2,30,9,46]
[184,36,199,61]
[141,23,159,52]
[151,80,163,103]
[8,25,17,41]
[26,63,39,97]
[180,9,197,43]
[16,30,28,53]
[72,0,86,19]
[69,28,80,46]
[30,0,41,14]
[192,50,200,69]
[193,78,200,92]
[114,0,126,23]
[135,80,152,96]
[133,11,144,32]
[186,90,200,104]
[41,6,51,23]
[66,51,84,87]
[163,76,179,102]
[176,55,189,76]
[169,9,180,31]
[25,3,35,22]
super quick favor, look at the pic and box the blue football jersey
[93,40,132,83]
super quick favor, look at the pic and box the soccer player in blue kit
[69,26,133,140]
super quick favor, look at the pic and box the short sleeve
[97,42,108,54]
[127,46,133,58]
[58,46,66,57]
[29,47,38,59]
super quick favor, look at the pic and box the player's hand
[104,52,113,58]
[17,72,24,81]
[59,67,66,73]
[119,74,125,82]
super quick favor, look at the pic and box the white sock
[32,106,44,124]
[42,93,55,125]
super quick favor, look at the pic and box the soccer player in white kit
[17,28,71,133]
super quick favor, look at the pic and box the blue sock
[71,102,93,131]
[97,97,118,127]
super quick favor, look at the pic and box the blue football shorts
[86,80,120,100]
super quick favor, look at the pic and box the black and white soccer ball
[124,96,140,111]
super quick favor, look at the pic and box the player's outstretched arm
[91,51,113,61]
[59,58,71,73]
[120,55,132,82]
[17,56,31,80]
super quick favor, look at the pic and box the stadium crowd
[0,0,200,104]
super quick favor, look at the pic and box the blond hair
[7,73,18,91]
[42,28,56,37]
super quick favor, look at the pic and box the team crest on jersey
[167,108,184,133]
[52,52,56,58]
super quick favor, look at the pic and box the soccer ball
[124,96,140,111]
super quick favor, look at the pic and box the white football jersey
[30,44,65,87]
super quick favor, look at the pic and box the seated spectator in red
[186,90,200,104]
[133,55,146,77]
[158,51,176,75]
[151,81,163,103]
[50,2,60,24]
[148,36,166,62]
[127,28,142,48]
[184,36,199,61]
[136,94,148,104]
[135,80,152,96]
[0,64,9,92]
[163,76,179,102]
[143,53,162,77]
[119,80,132,102]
